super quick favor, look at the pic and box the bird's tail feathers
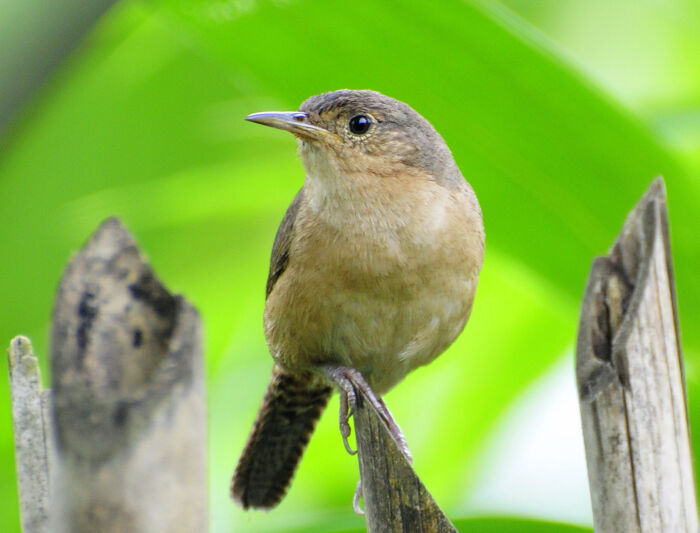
[231,364,332,509]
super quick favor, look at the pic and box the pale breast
[264,173,484,394]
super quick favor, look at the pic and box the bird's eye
[348,114,372,135]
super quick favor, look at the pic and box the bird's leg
[374,393,412,464]
[338,376,357,455]
[322,365,357,455]
[321,365,413,463]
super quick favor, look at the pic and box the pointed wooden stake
[354,389,457,533]
[48,217,207,533]
[8,336,51,533]
[577,178,698,532]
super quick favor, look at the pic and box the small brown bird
[231,89,484,511]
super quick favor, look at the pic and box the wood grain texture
[354,388,457,533]
[49,217,207,533]
[577,178,698,532]
[8,336,51,533]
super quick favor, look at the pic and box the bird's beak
[245,111,334,142]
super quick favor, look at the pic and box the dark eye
[348,114,372,135]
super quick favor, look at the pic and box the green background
[1,1,699,531]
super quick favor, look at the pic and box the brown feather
[231,365,331,509]
[266,189,304,299]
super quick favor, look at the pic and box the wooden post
[354,388,457,533]
[576,178,698,532]
[49,217,207,533]
[8,218,207,533]
[8,336,51,533]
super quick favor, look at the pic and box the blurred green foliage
[1,1,698,532]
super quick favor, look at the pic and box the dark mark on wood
[129,273,177,320]
[132,329,143,348]
[113,401,128,427]
[76,290,97,354]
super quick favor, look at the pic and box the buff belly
[264,247,477,394]
[264,170,483,394]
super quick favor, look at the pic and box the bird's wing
[266,188,304,299]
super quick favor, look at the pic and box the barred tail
[231,365,332,509]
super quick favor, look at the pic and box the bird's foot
[338,378,357,455]
[321,365,412,464]
[323,365,358,455]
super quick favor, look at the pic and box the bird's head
[245,90,462,188]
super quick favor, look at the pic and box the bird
[231,89,484,512]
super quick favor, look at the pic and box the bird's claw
[352,480,364,515]
[337,372,358,455]
[340,418,357,455]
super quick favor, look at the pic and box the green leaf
[156,0,700,349]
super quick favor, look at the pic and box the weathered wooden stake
[8,336,51,533]
[50,217,207,533]
[576,178,698,532]
[354,389,457,533]
[8,217,207,533]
